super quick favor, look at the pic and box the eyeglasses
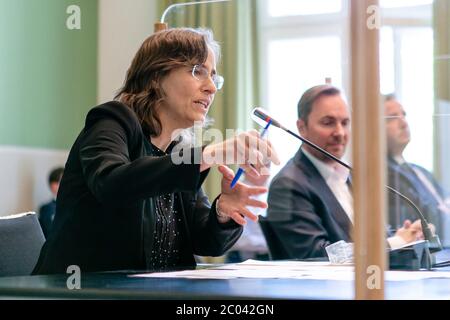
[385,114,407,121]
[192,65,224,91]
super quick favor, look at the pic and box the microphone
[252,107,351,170]
[252,107,443,255]
[252,108,287,131]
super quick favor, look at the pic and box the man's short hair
[297,85,341,123]
[383,93,396,103]
[48,167,64,185]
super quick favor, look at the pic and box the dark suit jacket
[33,101,242,275]
[387,156,446,235]
[38,200,56,239]
[267,149,352,259]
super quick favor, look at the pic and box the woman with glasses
[33,28,279,274]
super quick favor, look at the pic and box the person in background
[384,94,448,237]
[38,167,64,238]
[266,85,424,259]
[33,28,279,275]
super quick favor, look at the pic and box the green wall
[0,0,98,149]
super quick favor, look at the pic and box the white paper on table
[130,259,450,281]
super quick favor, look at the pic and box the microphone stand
[253,109,442,269]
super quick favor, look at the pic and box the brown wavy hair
[115,28,220,137]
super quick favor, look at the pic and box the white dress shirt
[303,149,353,223]
[304,149,406,249]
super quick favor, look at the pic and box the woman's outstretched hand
[215,165,268,225]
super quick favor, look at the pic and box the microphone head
[251,107,283,129]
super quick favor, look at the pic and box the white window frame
[258,0,351,106]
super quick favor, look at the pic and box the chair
[258,216,289,260]
[0,212,45,277]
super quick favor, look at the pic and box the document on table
[130,260,450,281]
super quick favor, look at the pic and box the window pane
[266,37,342,175]
[268,0,342,17]
[398,27,434,172]
[380,0,433,8]
[380,27,395,95]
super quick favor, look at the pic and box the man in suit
[266,85,423,259]
[385,95,449,238]
[38,167,64,238]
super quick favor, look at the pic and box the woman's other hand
[215,165,268,225]
[200,130,280,175]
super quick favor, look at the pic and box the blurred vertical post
[350,0,386,299]
[433,0,450,184]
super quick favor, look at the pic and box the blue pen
[230,119,273,188]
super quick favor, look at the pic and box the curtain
[157,0,261,200]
